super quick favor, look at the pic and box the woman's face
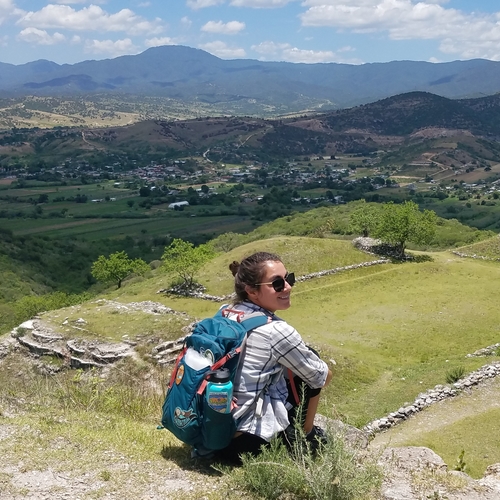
[246,260,292,313]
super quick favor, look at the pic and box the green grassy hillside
[454,234,500,259]
[2,233,500,485]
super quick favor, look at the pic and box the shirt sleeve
[267,321,329,389]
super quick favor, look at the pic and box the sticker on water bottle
[207,391,229,413]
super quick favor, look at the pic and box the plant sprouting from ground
[445,366,466,384]
[454,449,467,473]
[226,425,382,500]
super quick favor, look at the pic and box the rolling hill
[5,91,500,161]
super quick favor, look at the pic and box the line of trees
[90,201,439,290]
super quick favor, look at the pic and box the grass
[455,235,500,259]
[1,212,255,240]
[198,236,374,296]
[0,353,224,499]
[370,377,500,479]
[283,253,500,426]
[42,299,193,343]
[95,237,500,433]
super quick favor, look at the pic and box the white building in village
[168,201,189,209]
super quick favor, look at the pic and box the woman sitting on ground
[216,251,333,464]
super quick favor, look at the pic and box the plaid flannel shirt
[226,301,329,442]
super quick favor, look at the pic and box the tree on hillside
[210,232,245,252]
[161,238,216,289]
[91,251,149,289]
[374,201,437,258]
[349,200,380,237]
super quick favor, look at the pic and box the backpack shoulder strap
[220,307,271,332]
[239,312,270,332]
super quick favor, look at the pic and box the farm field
[0,179,261,241]
[0,213,256,240]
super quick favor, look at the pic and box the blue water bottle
[206,368,233,413]
[202,368,236,450]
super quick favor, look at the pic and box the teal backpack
[161,307,269,455]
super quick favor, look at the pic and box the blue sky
[2,1,500,66]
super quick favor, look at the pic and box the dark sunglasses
[255,272,295,292]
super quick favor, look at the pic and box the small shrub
[226,424,383,500]
[14,291,93,323]
[411,254,434,263]
[12,326,28,338]
[100,470,111,481]
[454,449,467,473]
[445,366,466,384]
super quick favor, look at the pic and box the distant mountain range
[2,45,500,114]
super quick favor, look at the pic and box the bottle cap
[210,368,230,383]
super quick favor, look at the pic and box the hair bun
[229,260,240,277]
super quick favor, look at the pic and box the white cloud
[144,37,175,47]
[17,5,164,36]
[0,0,24,25]
[187,0,225,10]
[201,20,245,35]
[252,41,290,57]
[0,34,8,46]
[17,27,66,45]
[251,40,361,63]
[338,45,355,53]
[181,16,192,28]
[71,35,82,44]
[84,38,139,57]
[230,0,294,7]
[188,0,293,8]
[300,1,500,61]
[199,40,246,58]
[281,47,337,63]
[138,2,152,6]
[54,0,108,4]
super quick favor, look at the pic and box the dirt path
[370,377,500,450]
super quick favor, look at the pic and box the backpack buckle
[221,308,245,322]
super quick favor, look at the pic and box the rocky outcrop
[151,336,187,365]
[296,259,390,282]
[11,318,137,370]
[468,342,500,357]
[379,447,500,500]
[93,299,191,318]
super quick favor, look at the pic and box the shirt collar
[241,300,281,321]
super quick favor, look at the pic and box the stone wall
[157,258,390,302]
[364,359,500,435]
[452,251,500,261]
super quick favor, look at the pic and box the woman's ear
[245,284,258,300]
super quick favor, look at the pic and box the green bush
[14,291,93,323]
[445,366,466,384]
[227,426,382,500]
